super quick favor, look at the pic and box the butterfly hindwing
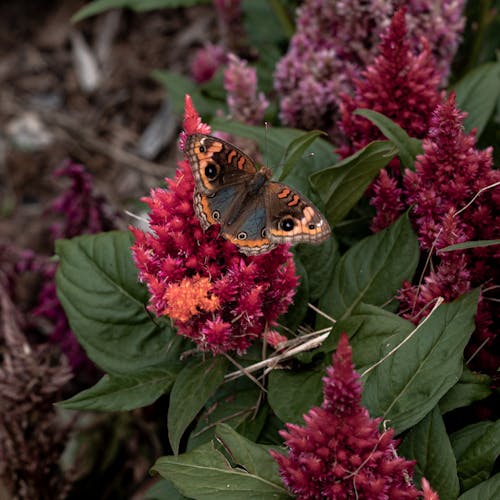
[264,182,331,246]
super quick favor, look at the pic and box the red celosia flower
[35,163,116,372]
[271,333,423,499]
[224,53,268,126]
[190,43,227,84]
[421,478,440,500]
[370,168,405,231]
[399,93,500,374]
[131,95,298,354]
[338,8,442,160]
[266,330,288,349]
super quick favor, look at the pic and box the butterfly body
[186,134,331,255]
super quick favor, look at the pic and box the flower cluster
[190,43,227,84]
[337,8,442,161]
[398,93,499,374]
[271,334,430,499]
[131,96,297,354]
[274,0,465,135]
[35,162,117,371]
[224,53,269,125]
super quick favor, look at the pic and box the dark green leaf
[399,406,459,500]
[452,62,500,136]
[168,357,228,455]
[283,255,309,331]
[56,231,175,374]
[242,0,289,46]
[152,442,290,499]
[318,213,419,325]
[277,130,327,181]
[320,304,413,371]
[451,420,500,491]
[310,140,396,226]
[268,369,323,424]
[58,369,176,411]
[210,119,336,200]
[73,0,210,22]
[440,239,500,252]
[457,473,500,500]
[295,236,339,302]
[215,424,282,484]
[354,109,423,170]
[144,479,188,500]
[451,422,494,461]
[439,365,491,414]
[362,290,480,433]
[153,70,225,118]
[187,388,265,451]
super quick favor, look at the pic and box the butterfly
[185,133,331,256]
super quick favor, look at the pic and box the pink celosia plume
[271,333,427,499]
[224,53,268,125]
[274,0,465,135]
[131,95,297,354]
[337,8,442,161]
[399,93,499,374]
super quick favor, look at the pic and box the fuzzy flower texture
[131,96,297,354]
[271,334,437,500]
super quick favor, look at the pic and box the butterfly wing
[185,134,257,195]
[264,182,331,246]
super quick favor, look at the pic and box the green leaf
[144,479,188,500]
[439,365,491,414]
[354,109,423,170]
[187,388,265,451]
[399,406,459,500]
[58,369,176,411]
[362,290,480,433]
[321,304,414,371]
[295,235,339,302]
[56,231,175,374]
[457,473,500,500]
[440,239,500,252]
[152,442,290,499]
[215,424,282,484]
[72,0,210,22]
[277,130,327,181]
[318,213,419,324]
[168,357,228,455]
[153,70,225,118]
[310,140,396,226]
[210,119,336,200]
[268,369,323,424]
[452,62,500,136]
[451,420,500,491]
[451,422,494,461]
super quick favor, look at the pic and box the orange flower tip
[162,275,220,323]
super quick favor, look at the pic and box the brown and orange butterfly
[185,133,331,255]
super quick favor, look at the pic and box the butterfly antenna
[264,121,270,166]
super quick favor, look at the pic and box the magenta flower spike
[274,1,465,135]
[399,93,499,374]
[131,95,298,354]
[337,8,442,161]
[271,333,427,499]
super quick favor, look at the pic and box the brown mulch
[0,0,216,253]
